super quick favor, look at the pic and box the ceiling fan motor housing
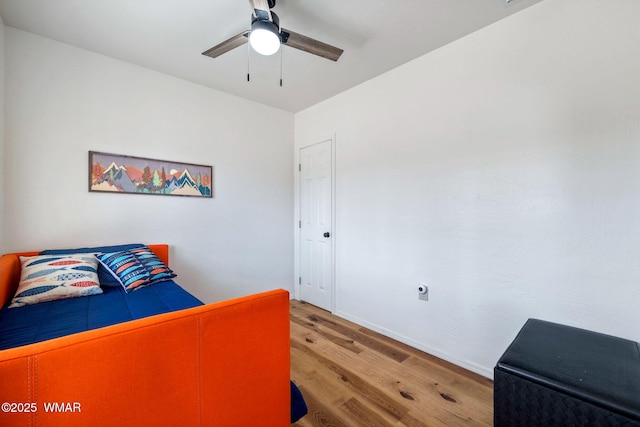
[251,10,280,36]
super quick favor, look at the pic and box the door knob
[323,232,331,238]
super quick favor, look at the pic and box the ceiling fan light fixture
[249,20,281,56]
[202,5,343,62]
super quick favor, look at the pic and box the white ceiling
[0,0,543,112]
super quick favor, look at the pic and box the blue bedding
[0,279,202,350]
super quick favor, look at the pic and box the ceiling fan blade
[202,31,249,58]
[281,29,343,62]
[248,0,272,21]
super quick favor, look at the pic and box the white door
[299,139,333,311]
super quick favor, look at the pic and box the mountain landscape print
[89,151,212,198]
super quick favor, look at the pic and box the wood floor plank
[292,317,486,425]
[292,330,410,421]
[400,354,494,407]
[359,326,493,389]
[297,383,351,427]
[396,412,430,427]
[291,343,353,410]
[291,300,493,427]
[358,349,493,425]
[292,301,410,362]
[292,335,404,426]
[291,313,364,354]
[341,397,395,427]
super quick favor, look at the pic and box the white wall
[4,28,294,303]
[295,0,640,378]
[0,17,5,254]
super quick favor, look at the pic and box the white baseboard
[333,309,494,380]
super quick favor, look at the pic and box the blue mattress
[0,279,203,351]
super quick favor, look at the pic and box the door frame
[294,135,336,312]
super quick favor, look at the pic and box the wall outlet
[418,283,428,301]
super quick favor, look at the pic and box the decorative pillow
[96,251,150,292]
[41,244,146,287]
[9,255,103,308]
[129,247,176,284]
[97,246,176,293]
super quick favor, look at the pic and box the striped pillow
[129,247,176,285]
[97,247,175,293]
[9,255,102,308]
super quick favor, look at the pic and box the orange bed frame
[0,245,290,426]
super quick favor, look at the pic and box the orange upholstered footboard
[0,246,290,426]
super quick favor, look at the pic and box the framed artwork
[89,151,213,198]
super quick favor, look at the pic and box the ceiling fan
[202,0,343,62]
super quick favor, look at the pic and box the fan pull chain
[247,39,251,82]
[279,47,283,87]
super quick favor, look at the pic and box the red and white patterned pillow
[9,254,103,308]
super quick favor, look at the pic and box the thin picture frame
[88,151,213,198]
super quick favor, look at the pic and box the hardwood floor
[290,300,494,427]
